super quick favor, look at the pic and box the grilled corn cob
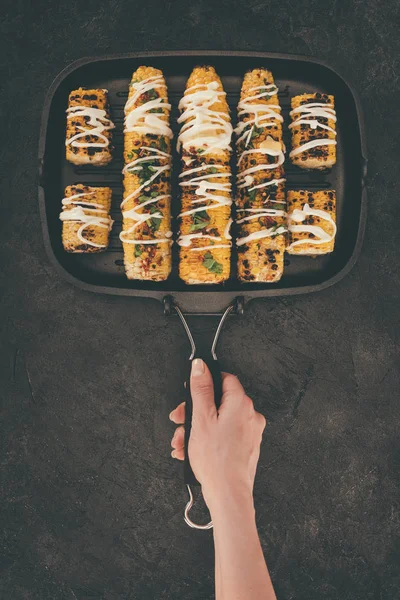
[60,184,113,252]
[65,88,114,166]
[120,66,173,281]
[177,66,233,284]
[235,69,287,283]
[286,190,336,255]
[289,93,337,170]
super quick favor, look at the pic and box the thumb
[190,359,217,420]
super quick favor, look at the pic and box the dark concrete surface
[1,1,399,598]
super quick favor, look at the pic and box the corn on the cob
[120,66,173,281]
[289,93,337,170]
[60,184,113,252]
[177,66,233,284]
[65,88,114,166]
[235,69,287,283]
[286,190,336,255]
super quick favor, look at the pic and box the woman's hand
[169,358,266,510]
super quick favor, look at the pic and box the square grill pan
[39,51,367,314]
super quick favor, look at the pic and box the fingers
[169,402,185,424]
[190,359,217,420]
[171,425,185,461]
[220,372,246,406]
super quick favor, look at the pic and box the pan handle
[184,356,222,485]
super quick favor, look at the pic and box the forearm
[209,487,276,600]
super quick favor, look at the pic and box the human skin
[170,358,276,600]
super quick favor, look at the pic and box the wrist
[203,482,255,523]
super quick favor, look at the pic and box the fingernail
[192,358,205,375]
[171,450,176,458]
[169,410,174,420]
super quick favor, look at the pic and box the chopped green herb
[203,251,223,275]
[139,163,156,183]
[134,244,143,257]
[197,148,205,154]
[127,149,139,160]
[209,166,218,174]
[150,190,159,198]
[274,203,286,210]
[159,137,168,153]
[248,189,257,202]
[190,210,210,232]
[138,195,149,203]
[251,125,263,140]
[145,88,159,101]
[149,108,163,113]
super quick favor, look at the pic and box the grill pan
[39,51,367,315]
[38,51,367,528]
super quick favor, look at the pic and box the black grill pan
[39,51,367,315]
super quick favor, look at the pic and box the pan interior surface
[39,52,366,310]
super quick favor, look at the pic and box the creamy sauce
[236,208,286,224]
[235,83,287,245]
[60,191,113,248]
[120,147,172,208]
[120,193,173,245]
[289,102,337,158]
[177,164,232,251]
[124,75,173,138]
[177,81,233,154]
[66,107,115,148]
[120,146,173,245]
[237,225,287,246]
[287,203,336,251]
[234,84,282,148]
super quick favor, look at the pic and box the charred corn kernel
[286,190,337,255]
[289,93,337,170]
[65,88,114,166]
[177,66,233,285]
[60,184,113,253]
[120,66,173,281]
[235,69,287,283]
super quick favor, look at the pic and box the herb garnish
[203,251,223,275]
[159,137,168,153]
[134,244,143,257]
[139,164,156,184]
[248,189,257,202]
[190,210,210,232]
[127,148,139,160]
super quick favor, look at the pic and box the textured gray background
[1,1,399,599]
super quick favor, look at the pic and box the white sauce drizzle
[287,203,336,251]
[60,191,113,248]
[236,226,287,247]
[124,75,173,138]
[120,147,173,245]
[289,102,337,158]
[120,194,173,245]
[234,84,282,147]
[236,208,286,224]
[177,164,232,251]
[235,82,287,245]
[177,81,233,154]
[66,107,115,148]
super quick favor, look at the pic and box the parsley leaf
[248,189,257,202]
[190,210,210,232]
[159,137,168,153]
[251,125,263,140]
[203,251,223,275]
[127,148,139,160]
